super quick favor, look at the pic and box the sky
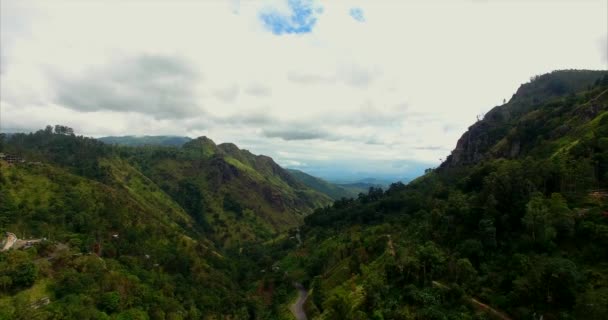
[1,0,607,182]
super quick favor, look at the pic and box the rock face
[442,70,608,168]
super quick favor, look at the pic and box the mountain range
[1,69,607,319]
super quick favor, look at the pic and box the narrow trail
[289,282,308,320]
[470,298,512,320]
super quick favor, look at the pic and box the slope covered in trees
[0,128,331,318]
[2,131,331,247]
[0,70,607,319]
[269,70,608,319]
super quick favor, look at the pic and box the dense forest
[1,70,607,319]
[0,127,331,318]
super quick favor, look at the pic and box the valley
[1,70,608,319]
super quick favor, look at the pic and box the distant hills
[97,136,406,195]
[287,169,359,200]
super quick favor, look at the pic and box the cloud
[413,146,444,151]
[287,71,335,84]
[349,8,365,22]
[287,64,376,88]
[262,127,331,140]
[230,0,240,14]
[0,52,6,75]
[52,55,202,119]
[245,83,272,97]
[214,84,240,102]
[337,64,375,88]
[221,112,274,126]
[259,0,323,35]
[600,34,608,66]
[321,101,409,127]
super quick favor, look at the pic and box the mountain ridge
[1,69,607,319]
[444,69,608,167]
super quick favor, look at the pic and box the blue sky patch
[260,0,322,35]
[349,7,365,22]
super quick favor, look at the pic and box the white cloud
[1,0,607,180]
[214,84,240,103]
[51,55,203,119]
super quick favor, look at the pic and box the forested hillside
[267,70,608,319]
[0,129,330,318]
[1,70,607,319]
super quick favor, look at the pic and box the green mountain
[0,138,247,318]
[98,135,192,147]
[287,169,359,200]
[267,70,608,319]
[0,129,331,318]
[1,70,607,319]
[129,137,332,246]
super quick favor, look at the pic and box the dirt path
[289,282,308,320]
[470,298,512,320]
[1,233,18,251]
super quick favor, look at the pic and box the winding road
[290,282,308,320]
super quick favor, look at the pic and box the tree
[10,262,38,289]
[478,218,497,249]
[54,125,75,136]
[547,193,574,238]
[99,291,121,313]
[416,241,446,283]
[454,258,477,286]
[522,194,554,246]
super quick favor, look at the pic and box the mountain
[268,70,608,319]
[443,70,608,167]
[330,177,395,186]
[0,129,332,318]
[287,169,359,200]
[287,170,401,200]
[3,132,331,247]
[130,137,332,245]
[1,70,607,319]
[98,135,192,147]
[0,136,247,318]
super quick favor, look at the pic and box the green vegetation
[0,70,607,319]
[0,128,330,318]
[271,70,608,319]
